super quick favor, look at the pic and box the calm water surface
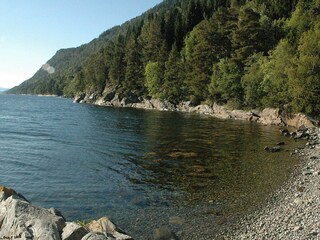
[0,95,302,239]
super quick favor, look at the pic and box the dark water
[0,95,302,239]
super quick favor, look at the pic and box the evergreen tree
[232,6,266,63]
[83,50,108,93]
[184,13,233,103]
[138,18,165,64]
[108,36,126,88]
[162,44,185,103]
[123,38,145,95]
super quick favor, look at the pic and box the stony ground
[219,128,320,240]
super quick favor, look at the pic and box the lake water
[0,94,302,239]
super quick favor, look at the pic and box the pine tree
[232,6,266,63]
[122,38,145,95]
[108,36,126,88]
[163,44,185,103]
[184,12,233,103]
[138,18,165,64]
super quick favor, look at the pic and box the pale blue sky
[0,0,163,88]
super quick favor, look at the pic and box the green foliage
[83,49,108,94]
[232,6,267,63]
[184,11,233,103]
[138,19,165,63]
[260,40,295,108]
[163,44,186,103]
[144,62,163,98]
[9,0,320,116]
[288,23,320,114]
[64,71,85,97]
[108,36,126,88]
[123,38,145,95]
[241,53,266,108]
[209,58,243,105]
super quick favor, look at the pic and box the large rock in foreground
[0,186,65,239]
[0,186,133,240]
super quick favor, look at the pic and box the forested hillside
[9,0,320,115]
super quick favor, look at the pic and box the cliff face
[0,186,133,240]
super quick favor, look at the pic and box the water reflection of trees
[85,106,300,214]
[125,111,300,214]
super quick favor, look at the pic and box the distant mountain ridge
[8,0,320,115]
[0,87,8,92]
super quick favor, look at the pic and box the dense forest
[8,0,320,115]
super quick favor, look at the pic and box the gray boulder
[62,222,88,240]
[81,232,110,240]
[85,217,133,240]
[0,194,65,239]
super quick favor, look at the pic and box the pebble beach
[220,128,320,240]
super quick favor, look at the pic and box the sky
[0,0,163,89]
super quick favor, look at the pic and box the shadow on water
[0,95,304,239]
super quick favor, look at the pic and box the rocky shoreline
[217,127,320,239]
[74,92,319,239]
[74,91,316,129]
[1,93,318,239]
[1,128,317,240]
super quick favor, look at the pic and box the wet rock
[280,129,290,136]
[264,146,281,152]
[303,171,313,176]
[153,226,178,240]
[212,104,231,119]
[231,110,252,120]
[168,151,198,158]
[169,216,185,225]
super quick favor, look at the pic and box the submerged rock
[264,146,282,152]
[153,226,178,240]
